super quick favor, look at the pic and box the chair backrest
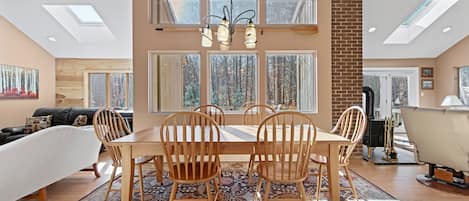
[193,105,225,125]
[256,112,317,181]
[332,106,367,165]
[160,112,221,181]
[93,108,130,166]
[401,106,469,172]
[243,104,276,125]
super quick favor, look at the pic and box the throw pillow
[72,115,88,127]
[24,115,52,134]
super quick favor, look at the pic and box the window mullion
[106,73,111,108]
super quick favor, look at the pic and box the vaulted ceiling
[364,0,469,59]
[1,0,468,59]
[0,0,132,58]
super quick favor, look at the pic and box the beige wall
[132,0,332,131]
[435,36,469,104]
[0,17,55,128]
[364,58,437,106]
[56,59,132,107]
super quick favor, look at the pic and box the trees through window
[209,53,257,111]
[89,72,133,110]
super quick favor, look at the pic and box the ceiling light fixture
[368,27,377,33]
[200,0,256,50]
[47,36,57,42]
[442,26,452,33]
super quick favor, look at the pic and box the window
[209,53,257,111]
[266,52,317,112]
[150,0,317,25]
[150,52,201,112]
[266,0,317,24]
[459,67,469,104]
[209,0,258,24]
[151,0,201,24]
[88,72,133,110]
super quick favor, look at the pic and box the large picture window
[88,72,133,110]
[150,52,201,112]
[209,53,257,111]
[266,0,316,24]
[459,67,469,105]
[266,52,317,112]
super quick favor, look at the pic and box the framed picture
[0,64,39,99]
[421,79,434,90]
[421,67,433,77]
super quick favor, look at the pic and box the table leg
[121,145,134,201]
[327,144,340,201]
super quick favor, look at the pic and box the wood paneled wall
[55,59,132,107]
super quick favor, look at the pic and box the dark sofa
[0,107,133,145]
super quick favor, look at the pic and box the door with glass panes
[363,68,419,133]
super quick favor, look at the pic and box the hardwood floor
[42,153,469,201]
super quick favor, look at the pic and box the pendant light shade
[217,18,230,43]
[200,0,256,50]
[244,20,256,49]
[201,26,213,47]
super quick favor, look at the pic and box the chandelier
[200,0,257,50]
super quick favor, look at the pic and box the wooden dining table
[111,125,351,201]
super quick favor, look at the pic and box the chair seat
[257,161,308,182]
[310,154,328,164]
[170,162,219,182]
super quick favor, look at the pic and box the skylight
[384,0,458,45]
[68,5,103,25]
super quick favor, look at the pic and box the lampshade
[201,26,213,47]
[244,20,256,49]
[219,41,230,51]
[441,95,463,106]
[217,18,230,43]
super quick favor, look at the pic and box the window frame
[207,50,260,113]
[149,0,318,31]
[458,66,469,105]
[264,50,318,113]
[148,50,202,114]
[84,70,133,110]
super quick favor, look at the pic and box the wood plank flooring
[41,154,469,201]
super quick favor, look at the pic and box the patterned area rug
[80,163,398,201]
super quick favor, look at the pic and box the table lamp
[440,95,463,107]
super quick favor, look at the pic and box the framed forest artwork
[0,64,39,99]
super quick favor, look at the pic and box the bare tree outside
[210,54,257,111]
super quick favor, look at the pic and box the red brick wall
[331,0,363,153]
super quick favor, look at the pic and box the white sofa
[401,106,469,173]
[0,125,102,200]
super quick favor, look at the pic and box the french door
[363,68,419,133]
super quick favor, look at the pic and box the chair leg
[138,164,145,201]
[263,181,271,201]
[297,182,307,201]
[344,166,358,200]
[316,164,323,201]
[254,178,263,201]
[213,177,223,201]
[206,181,213,201]
[248,154,255,183]
[153,155,164,184]
[170,182,178,201]
[92,163,101,178]
[104,165,118,201]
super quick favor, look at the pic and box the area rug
[80,163,398,201]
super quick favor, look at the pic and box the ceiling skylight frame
[384,0,458,45]
[67,5,105,26]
